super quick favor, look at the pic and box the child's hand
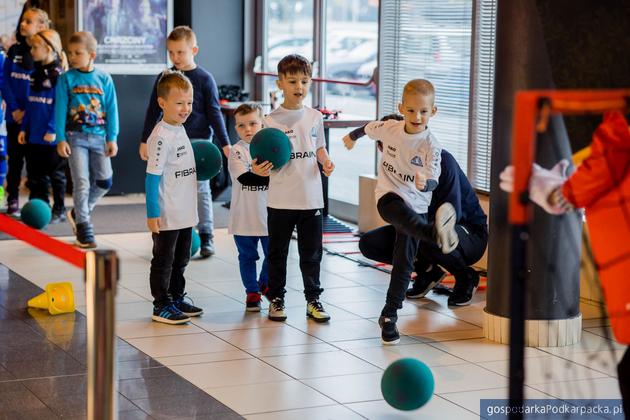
[139,142,148,161]
[17,131,26,145]
[415,171,427,191]
[57,141,71,157]
[43,133,56,143]
[147,217,160,233]
[105,141,118,157]
[251,158,273,176]
[222,145,232,158]
[322,159,335,177]
[12,109,24,124]
[342,134,355,150]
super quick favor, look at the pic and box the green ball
[192,140,222,180]
[21,199,52,230]
[381,358,434,411]
[190,229,201,257]
[250,128,292,169]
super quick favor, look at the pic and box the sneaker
[6,198,19,216]
[306,300,331,323]
[152,304,190,325]
[67,209,77,234]
[435,203,458,254]
[406,265,446,299]
[75,221,97,249]
[199,233,215,258]
[51,209,67,224]
[173,293,203,316]
[448,268,480,306]
[246,293,262,312]
[268,297,287,321]
[378,316,400,345]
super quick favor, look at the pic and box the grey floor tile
[0,407,60,420]
[0,381,48,412]
[119,374,206,400]
[0,365,15,381]
[22,374,87,398]
[5,352,85,379]
[42,392,137,418]
[132,392,241,419]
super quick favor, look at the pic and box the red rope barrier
[0,214,85,269]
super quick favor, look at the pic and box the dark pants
[25,143,67,213]
[267,208,323,302]
[6,122,27,202]
[377,193,434,317]
[149,227,192,307]
[619,347,630,419]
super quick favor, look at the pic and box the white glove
[499,160,570,215]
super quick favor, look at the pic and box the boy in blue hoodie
[55,31,119,248]
[0,49,7,206]
[18,29,67,223]
[1,7,50,215]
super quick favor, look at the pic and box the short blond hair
[33,29,68,70]
[23,7,50,29]
[167,25,197,47]
[69,31,97,53]
[402,79,435,102]
[157,70,193,99]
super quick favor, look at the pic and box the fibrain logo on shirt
[175,167,196,178]
[291,151,316,159]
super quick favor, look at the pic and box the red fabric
[562,111,630,344]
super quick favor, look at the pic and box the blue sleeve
[204,73,230,147]
[1,53,18,113]
[54,73,69,141]
[141,74,161,143]
[145,173,161,218]
[104,74,119,142]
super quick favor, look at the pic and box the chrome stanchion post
[85,250,119,420]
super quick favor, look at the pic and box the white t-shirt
[264,105,326,210]
[146,120,199,230]
[228,140,268,236]
[365,119,442,214]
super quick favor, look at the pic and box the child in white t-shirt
[228,103,272,312]
[343,79,458,344]
[263,54,335,323]
[145,70,203,325]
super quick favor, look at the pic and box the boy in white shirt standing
[263,54,335,323]
[343,79,458,344]
[228,103,273,312]
[145,70,203,324]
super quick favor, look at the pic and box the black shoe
[51,209,67,224]
[199,233,215,258]
[406,265,446,299]
[152,304,190,325]
[378,315,400,345]
[173,294,203,316]
[448,268,480,306]
[6,199,19,217]
[75,221,97,248]
[67,209,77,233]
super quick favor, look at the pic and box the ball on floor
[21,199,52,230]
[192,140,222,180]
[250,127,292,169]
[381,358,434,411]
[190,229,201,257]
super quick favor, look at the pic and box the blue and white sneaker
[152,304,190,325]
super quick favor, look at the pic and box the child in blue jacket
[18,29,67,223]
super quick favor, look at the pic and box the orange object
[562,111,630,344]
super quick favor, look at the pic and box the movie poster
[77,0,172,74]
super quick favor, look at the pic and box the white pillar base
[483,309,582,347]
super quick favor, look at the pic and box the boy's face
[234,111,263,143]
[20,12,46,39]
[167,39,198,71]
[276,72,311,108]
[157,88,193,125]
[30,38,50,62]
[398,92,437,134]
[67,43,96,71]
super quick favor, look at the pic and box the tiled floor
[0,218,624,419]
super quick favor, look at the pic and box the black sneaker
[75,221,97,249]
[51,209,67,224]
[246,293,262,312]
[406,265,446,299]
[448,268,480,306]
[199,233,215,258]
[152,304,190,325]
[378,316,400,345]
[6,199,19,217]
[67,209,77,234]
[268,297,287,321]
[173,294,203,316]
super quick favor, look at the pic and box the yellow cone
[27,282,76,315]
